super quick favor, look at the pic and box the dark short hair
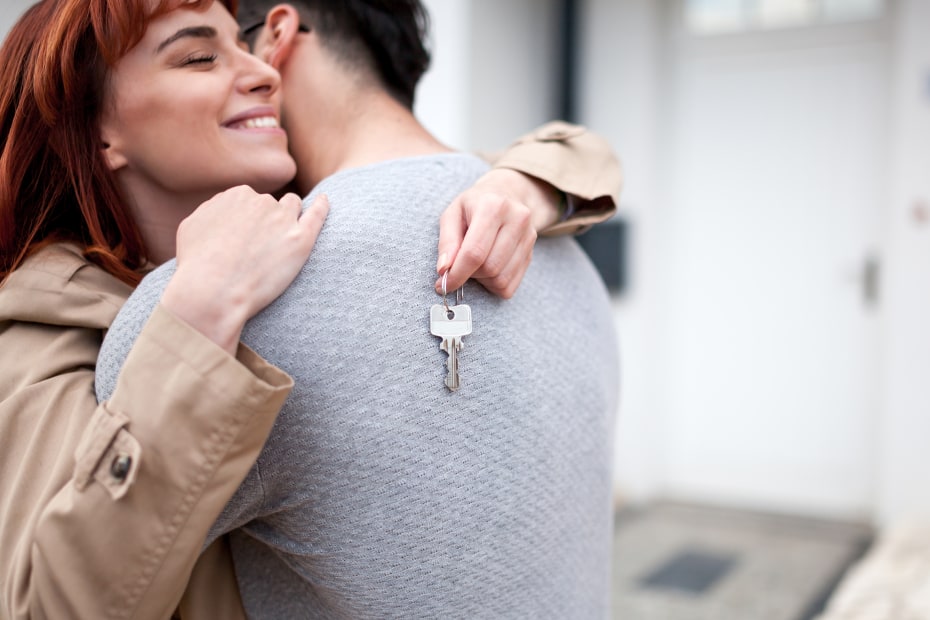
[238,0,431,109]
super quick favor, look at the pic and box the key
[430,302,472,391]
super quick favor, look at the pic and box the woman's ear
[254,4,303,70]
[98,119,128,172]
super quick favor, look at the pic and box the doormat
[612,502,872,620]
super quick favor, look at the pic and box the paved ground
[815,520,930,620]
[612,502,872,620]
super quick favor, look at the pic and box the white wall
[0,0,32,35]
[876,0,930,524]
[579,0,665,504]
[466,0,559,150]
[416,0,474,150]
[417,0,559,152]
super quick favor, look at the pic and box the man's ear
[254,4,303,70]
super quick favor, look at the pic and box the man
[97,1,619,617]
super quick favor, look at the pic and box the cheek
[120,96,219,163]
[122,77,220,134]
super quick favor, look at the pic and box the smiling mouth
[226,116,280,130]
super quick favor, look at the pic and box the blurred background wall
[2,0,927,527]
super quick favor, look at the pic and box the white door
[659,8,888,519]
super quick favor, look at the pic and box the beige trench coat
[0,123,621,620]
[0,244,292,620]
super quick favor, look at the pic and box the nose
[236,47,281,96]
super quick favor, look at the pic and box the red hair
[0,0,237,286]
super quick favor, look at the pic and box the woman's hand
[161,186,328,355]
[436,169,559,299]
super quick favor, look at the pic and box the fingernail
[436,252,449,273]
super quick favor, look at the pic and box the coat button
[110,454,132,482]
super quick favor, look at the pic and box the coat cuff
[489,121,622,236]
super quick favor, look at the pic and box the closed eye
[180,53,217,66]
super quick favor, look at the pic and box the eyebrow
[155,26,218,54]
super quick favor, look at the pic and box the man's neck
[287,91,453,196]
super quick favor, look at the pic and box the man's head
[238,0,430,109]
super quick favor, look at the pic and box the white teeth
[232,116,279,129]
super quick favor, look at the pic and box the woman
[0,0,618,618]
[0,1,327,618]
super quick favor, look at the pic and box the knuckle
[461,244,487,266]
[481,255,505,277]
[487,194,509,215]
[472,192,502,213]
[488,276,515,299]
[487,272,508,290]
[502,276,521,298]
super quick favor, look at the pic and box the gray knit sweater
[96,153,619,619]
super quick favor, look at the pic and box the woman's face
[100,1,296,206]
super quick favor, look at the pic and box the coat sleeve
[3,305,292,620]
[487,121,623,236]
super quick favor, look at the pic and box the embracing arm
[8,309,292,620]
[438,122,622,296]
[1,189,328,619]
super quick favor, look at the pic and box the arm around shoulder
[488,121,622,236]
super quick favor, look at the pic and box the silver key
[430,303,472,391]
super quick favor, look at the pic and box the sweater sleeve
[487,121,623,236]
[4,305,292,620]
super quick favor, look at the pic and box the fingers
[437,193,535,296]
[279,192,303,214]
[439,206,499,293]
[436,197,467,278]
[436,193,510,293]
[170,188,328,343]
[474,230,534,299]
[296,194,329,248]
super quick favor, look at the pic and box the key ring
[440,272,465,313]
[439,271,466,313]
[441,272,450,313]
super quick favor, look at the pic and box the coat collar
[0,244,133,329]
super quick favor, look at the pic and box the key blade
[445,339,460,391]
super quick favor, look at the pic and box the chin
[245,164,297,195]
[248,178,292,195]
